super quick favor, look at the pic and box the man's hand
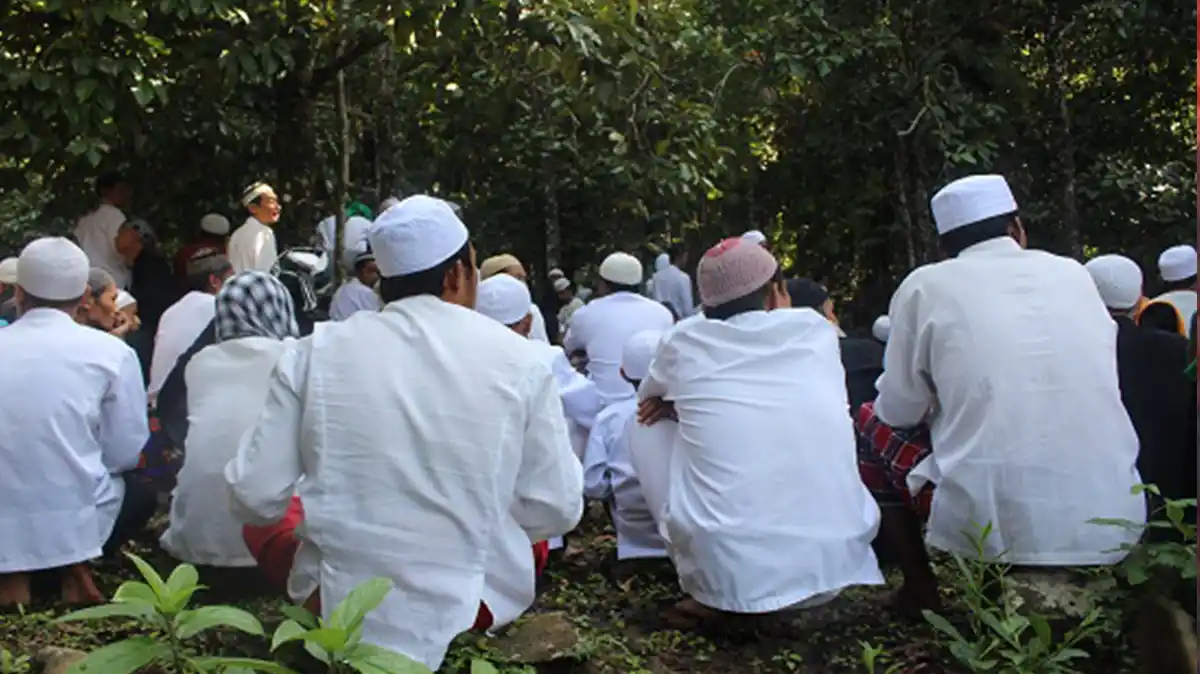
[637,396,677,426]
[109,312,135,338]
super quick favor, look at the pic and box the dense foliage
[1,0,1195,323]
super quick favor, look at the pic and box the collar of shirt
[959,237,1021,257]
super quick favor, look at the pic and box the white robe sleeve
[551,351,603,429]
[562,317,583,354]
[637,334,676,401]
[251,228,279,272]
[225,343,306,525]
[677,274,695,318]
[529,306,549,343]
[873,280,934,428]
[511,363,584,542]
[581,411,614,501]
[98,348,150,473]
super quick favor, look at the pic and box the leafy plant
[1090,485,1197,586]
[0,647,31,674]
[858,641,902,674]
[57,553,291,674]
[921,524,1104,674]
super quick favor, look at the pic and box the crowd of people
[0,171,1195,669]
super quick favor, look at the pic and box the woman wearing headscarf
[161,272,298,570]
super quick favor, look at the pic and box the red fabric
[854,401,935,519]
[242,497,552,631]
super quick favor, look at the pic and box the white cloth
[74,204,131,289]
[557,297,584,333]
[147,291,216,404]
[1158,245,1197,282]
[1085,255,1143,310]
[930,175,1018,235]
[162,337,289,567]
[201,214,231,236]
[1146,289,1197,337]
[227,217,278,273]
[582,397,667,560]
[115,290,136,310]
[876,237,1145,564]
[0,309,147,572]
[329,279,382,321]
[741,230,766,245]
[368,196,467,277]
[0,257,17,284]
[563,293,674,404]
[225,297,582,670]
[639,309,883,612]
[533,342,603,432]
[599,253,642,286]
[871,316,891,343]
[477,275,532,325]
[317,216,373,270]
[621,329,662,380]
[18,237,91,301]
[650,264,694,319]
[529,306,549,343]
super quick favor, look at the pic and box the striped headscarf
[214,271,299,343]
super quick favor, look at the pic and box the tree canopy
[2,0,1195,324]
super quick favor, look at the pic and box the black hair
[786,277,829,311]
[1164,276,1198,293]
[186,254,232,293]
[939,212,1018,257]
[95,172,125,196]
[668,243,685,260]
[705,266,785,321]
[378,241,473,303]
[607,282,641,294]
[661,301,680,321]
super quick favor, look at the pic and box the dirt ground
[0,506,1139,674]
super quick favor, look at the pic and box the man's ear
[1009,217,1027,249]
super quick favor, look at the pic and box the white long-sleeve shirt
[639,308,883,613]
[161,337,290,567]
[74,203,131,289]
[329,278,381,321]
[0,309,148,572]
[227,217,278,273]
[876,237,1145,565]
[147,291,216,405]
[582,396,667,560]
[563,292,674,404]
[651,265,694,319]
[224,298,582,670]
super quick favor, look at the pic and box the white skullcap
[0,257,17,284]
[599,252,642,286]
[1158,245,1197,282]
[930,174,1018,235]
[379,196,401,212]
[654,253,670,271]
[200,213,230,236]
[116,290,137,310]
[552,277,571,292]
[1085,254,1143,310]
[621,329,663,381]
[240,181,276,207]
[548,268,565,280]
[872,315,891,343]
[475,274,532,326]
[18,237,89,301]
[367,195,469,277]
[741,230,767,245]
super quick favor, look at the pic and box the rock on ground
[488,611,581,664]
[36,646,87,674]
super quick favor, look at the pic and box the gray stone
[487,611,581,664]
[1003,568,1102,618]
[35,646,87,674]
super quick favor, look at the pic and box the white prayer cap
[200,213,230,236]
[599,252,642,286]
[741,230,767,245]
[621,329,662,381]
[0,257,18,284]
[1085,254,1143,310]
[930,174,1018,235]
[367,195,469,277]
[379,196,401,212]
[17,237,89,301]
[240,181,276,207]
[654,253,670,271]
[552,277,571,292]
[872,315,891,343]
[475,274,532,326]
[116,290,137,310]
[548,268,565,280]
[1158,245,1197,282]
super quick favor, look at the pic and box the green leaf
[126,553,168,599]
[471,659,500,674]
[328,577,392,633]
[191,656,300,673]
[921,610,966,642]
[56,602,156,624]
[271,619,309,651]
[65,637,170,674]
[1028,613,1052,648]
[279,603,318,629]
[113,581,159,607]
[342,642,432,674]
[175,605,265,640]
[297,627,350,652]
[132,81,156,108]
[162,563,201,613]
[74,79,98,102]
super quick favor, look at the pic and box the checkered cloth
[214,271,299,343]
[854,401,935,519]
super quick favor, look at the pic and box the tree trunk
[1049,14,1082,259]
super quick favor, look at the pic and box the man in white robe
[147,250,232,406]
[650,245,694,320]
[0,238,151,606]
[1140,244,1196,337]
[329,248,382,321]
[228,182,281,273]
[74,172,134,289]
[225,195,582,670]
[871,174,1144,612]
[479,253,549,343]
[636,237,883,626]
[564,252,674,404]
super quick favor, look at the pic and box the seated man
[0,238,152,606]
[583,330,670,566]
[226,196,582,670]
[636,237,883,627]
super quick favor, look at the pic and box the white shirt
[74,203,131,289]
[162,338,289,567]
[147,291,216,405]
[529,305,549,343]
[582,397,667,560]
[532,342,603,432]
[329,279,381,321]
[0,309,148,572]
[318,216,373,271]
[225,298,582,670]
[639,309,883,613]
[557,297,584,333]
[876,237,1145,564]
[651,265,694,319]
[227,217,278,273]
[563,293,674,404]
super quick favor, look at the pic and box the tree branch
[308,31,390,94]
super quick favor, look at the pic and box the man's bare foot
[660,597,724,630]
[0,573,31,607]
[60,564,104,605]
